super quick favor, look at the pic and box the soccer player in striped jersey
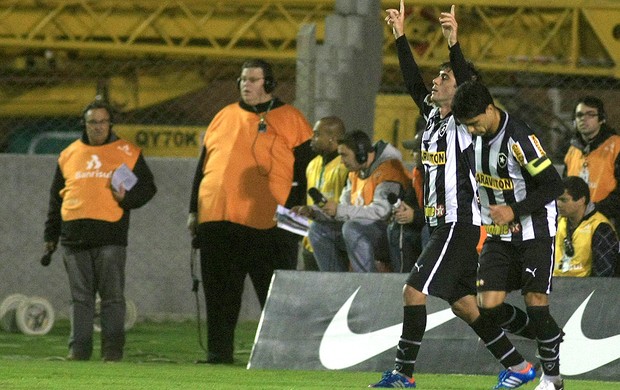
[452,80,565,390]
[371,3,536,389]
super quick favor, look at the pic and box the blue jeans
[63,245,126,360]
[308,219,389,272]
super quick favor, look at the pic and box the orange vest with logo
[58,139,140,222]
[564,135,620,202]
[349,160,411,206]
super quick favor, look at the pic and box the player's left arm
[511,156,562,218]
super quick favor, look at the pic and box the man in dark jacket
[44,98,157,361]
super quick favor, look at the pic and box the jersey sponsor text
[475,172,514,190]
[421,150,446,165]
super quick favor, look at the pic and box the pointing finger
[451,4,455,16]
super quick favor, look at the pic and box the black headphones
[81,99,114,129]
[237,59,277,94]
[355,139,369,164]
[351,131,372,164]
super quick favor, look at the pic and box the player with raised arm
[370,3,535,388]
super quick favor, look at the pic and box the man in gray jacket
[307,130,411,272]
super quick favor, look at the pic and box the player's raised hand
[385,0,405,39]
[439,4,458,47]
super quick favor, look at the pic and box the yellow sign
[114,125,203,157]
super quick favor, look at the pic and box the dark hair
[573,95,606,121]
[240,58,277,93]
[440,60,481,82]
[563,176,590,204]
[81,97,114,124]
[338,130,372,164]
[451,80,494,122]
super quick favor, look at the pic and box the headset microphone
[387,193,402,210]
[308,187,328,207]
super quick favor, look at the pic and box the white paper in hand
[275,205,310,236]
[111,163,138,192]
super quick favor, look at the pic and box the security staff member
[44,98,157,361]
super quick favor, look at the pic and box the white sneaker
[534,375,564,390]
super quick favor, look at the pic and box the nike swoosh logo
[319,287,456,369]
[561,290,620,375]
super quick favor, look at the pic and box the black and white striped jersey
[395,36,481,228]
[422,107,481,227]
[474,111,559,241]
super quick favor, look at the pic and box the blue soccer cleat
[369,370,416,388]
[493,362,536,389]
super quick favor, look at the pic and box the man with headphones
[187,59,313,364]
[564,96,620,233]
[44,97,157,361]
[307,130,411,273]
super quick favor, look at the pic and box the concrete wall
[0,154,262,321]
[296,0,383,134]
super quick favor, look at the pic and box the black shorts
[406,222,479,304]
[477,237,554,294]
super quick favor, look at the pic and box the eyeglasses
[563,236,574,257]
[86,119,111,126]
[237,77,264,84]
[574,112,599,119]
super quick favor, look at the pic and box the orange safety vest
[564,135,620,203]
[58,139,140,222]
[198,103,313,229]
[349,159,411,206]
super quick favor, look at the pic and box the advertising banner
[249,271,620,381]
[114,125,203,157]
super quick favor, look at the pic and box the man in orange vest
[187,59,313,364]
[564,96,620,232]
[44,98,157,361]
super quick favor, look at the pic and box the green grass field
[0,319,615,389]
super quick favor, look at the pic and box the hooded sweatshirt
[334,141,411,221]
